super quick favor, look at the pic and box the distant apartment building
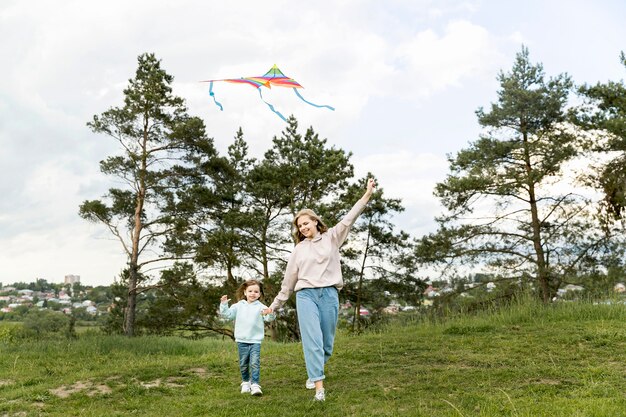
[64,274,80,285]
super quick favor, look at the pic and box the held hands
[261,308,273,316]
[220,295,230,303]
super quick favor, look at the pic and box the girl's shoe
[250,383,263,396]
[240,381,251,393]
[305,379,315,389]
[314,389,325,401]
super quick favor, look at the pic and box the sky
[1,0,625,287]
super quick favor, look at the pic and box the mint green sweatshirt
[220,300,275,344]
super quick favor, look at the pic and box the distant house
[423,285,440,298]
[383,305,399,315]
[557,284,585,298]
[614,283,626,293]
[64,274,80,285]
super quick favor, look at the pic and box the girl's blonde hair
[293,209,329,243]
[235,279,265,301]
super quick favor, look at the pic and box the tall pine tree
[79,53,217,335]
[417,47,605,302]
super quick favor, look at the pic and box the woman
[263,178,376,401]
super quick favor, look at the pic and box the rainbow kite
[202,65,335,121]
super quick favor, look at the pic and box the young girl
[220,279,275,396]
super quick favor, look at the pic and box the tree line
[80,48,626,338]
[79,53,417,338]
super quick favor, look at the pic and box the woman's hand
[365,178,376,198]
[261,308,273,315]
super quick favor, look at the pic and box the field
[2,299,626,416]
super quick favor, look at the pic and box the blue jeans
[296,287,339,382]
[237,342,261,384]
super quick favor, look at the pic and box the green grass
[2,299,626,416]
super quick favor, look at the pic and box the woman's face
[297,215,319,240]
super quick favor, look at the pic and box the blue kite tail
[293,88,335,111]
[209,81,223,111]
[258,88,287,122]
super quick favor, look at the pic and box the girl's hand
[220,295,230,303]
[261,308,273,315]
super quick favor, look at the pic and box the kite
[202,65,335,121]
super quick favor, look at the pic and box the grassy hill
[2,298,626,416]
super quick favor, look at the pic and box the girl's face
[244,284,261,302]
[297,215,319,240]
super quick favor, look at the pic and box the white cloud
[353,150,448,236]
[0,222,125,286]
[508,31,527,45]
[392,20,502,97]
[0,158,126,285]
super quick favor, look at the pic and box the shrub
[20,310,69,339]
[0,324,19,344]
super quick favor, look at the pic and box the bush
[20,310,69,339]
[0,324,19,344]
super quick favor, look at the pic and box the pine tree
[79,53,217,335]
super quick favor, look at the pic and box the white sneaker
[240,381,251,394]
[250,383,263,396]
[314,389,325,402]
[305,379,315,389]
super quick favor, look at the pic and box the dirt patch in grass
[48,368,209,398]
[139,377,185,389]
[0,380,14,387]
[49,380,112,398]
[185,368,209,378]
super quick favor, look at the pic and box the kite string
[209,81,224,111]
[258,88,288,122]
[293,88,335,111]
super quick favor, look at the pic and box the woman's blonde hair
[293,209,329,243]
[235,279,265,301]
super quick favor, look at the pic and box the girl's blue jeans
[237,342,261,384]
[296,287,339,382]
